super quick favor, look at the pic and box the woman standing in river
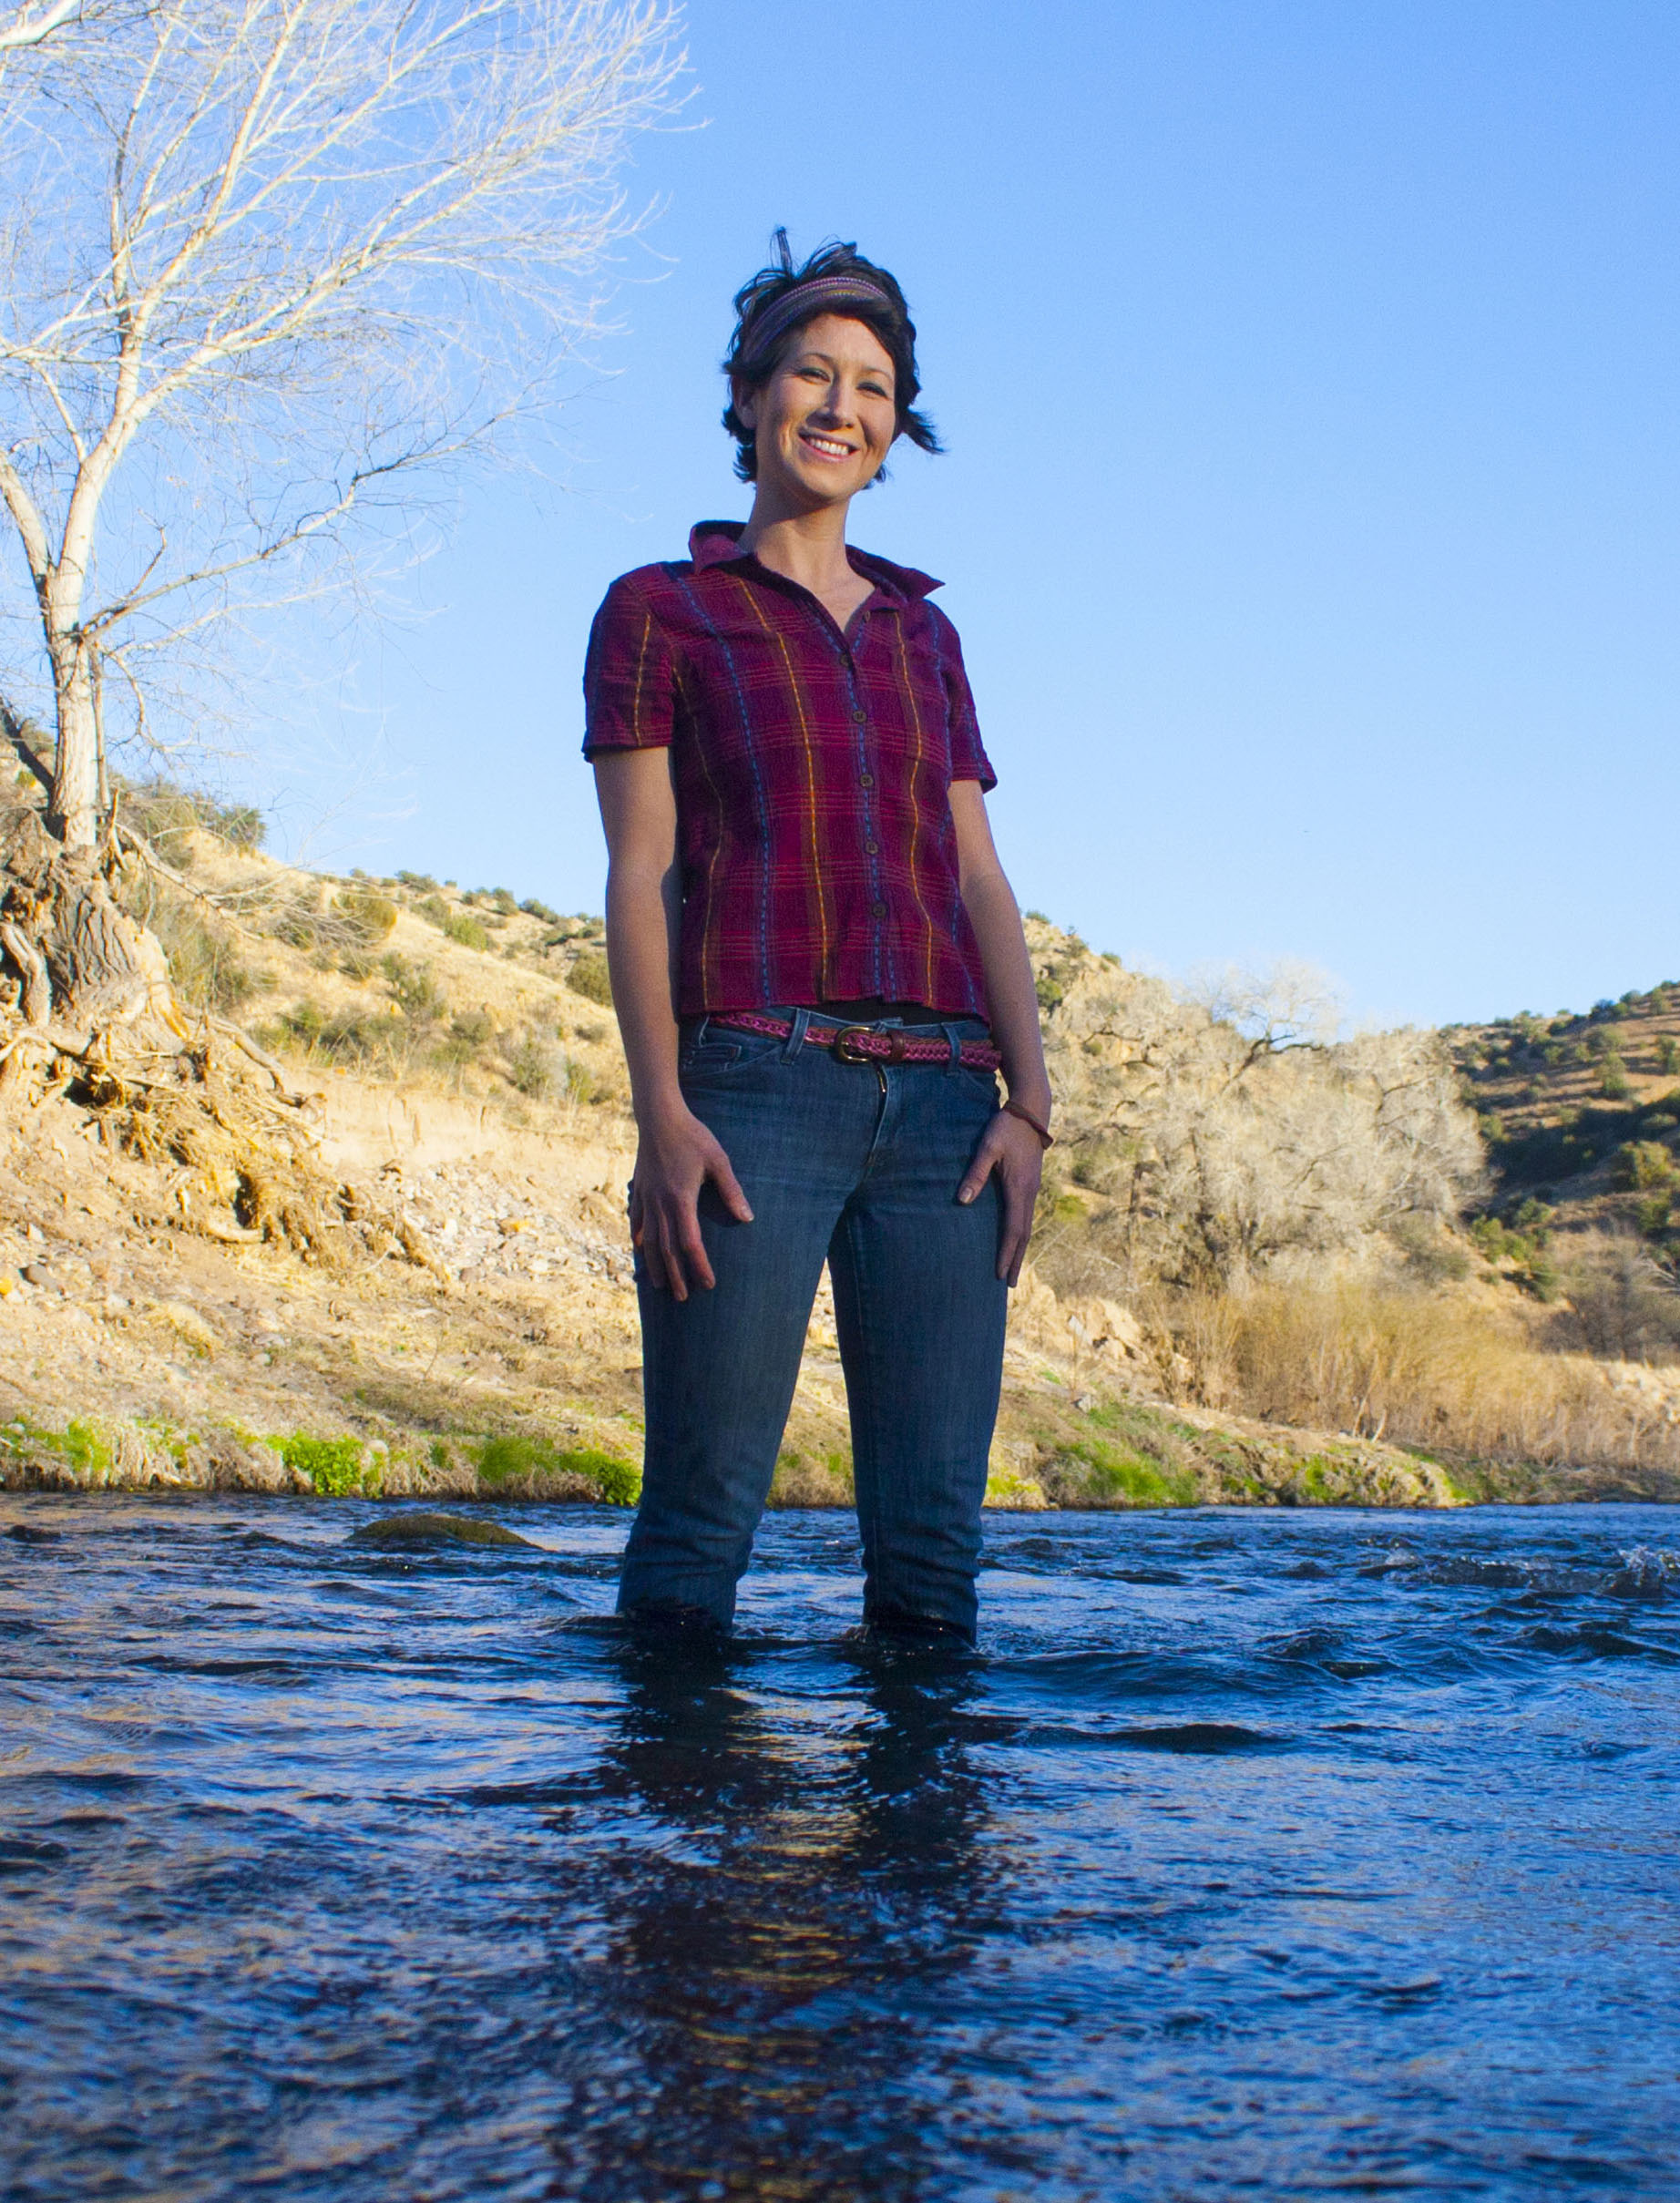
[584,234,1052,1645]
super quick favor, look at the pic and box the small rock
[5,1524,61,1544]
[349,1512,533,1550]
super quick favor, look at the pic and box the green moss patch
[270,1433,376,1497]
[474,1432,640,1505]
[0,1418,117,1484]
[1041,1437,1200,1510]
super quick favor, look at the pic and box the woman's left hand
[957,1109,1046,1286]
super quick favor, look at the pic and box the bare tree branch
[0,0,686,852]
[0,0,80,55]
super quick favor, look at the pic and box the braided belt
[708,1010,1002,1071]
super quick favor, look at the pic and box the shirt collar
[687,519,941,601]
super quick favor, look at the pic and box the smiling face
[734,313,899,511]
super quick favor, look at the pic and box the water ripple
[1,1496,1675,2201]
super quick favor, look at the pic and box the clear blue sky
[275,0,1680,1030]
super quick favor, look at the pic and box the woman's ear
[732,378,759,433]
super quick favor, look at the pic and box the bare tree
[0,0,681,1036]
[1037,955,1483,1292]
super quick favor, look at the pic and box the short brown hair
[722,235,941,486]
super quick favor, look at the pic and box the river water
[1,1497,1675,2201]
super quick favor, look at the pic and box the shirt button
[866,839,878,855]
[859,771,874,789]
[871,900,887,918]
[852,706,866,723]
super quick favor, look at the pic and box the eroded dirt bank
[3,1065,1648,1514]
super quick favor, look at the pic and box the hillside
[1,792,1675,1506]
[1447,985,1680,1358]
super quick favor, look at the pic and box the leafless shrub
[1552,1233,1680,1364]
[1152,1279,1680,1473]
[1041,960,1484,1291]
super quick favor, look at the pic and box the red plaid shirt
[582,521,997,1018]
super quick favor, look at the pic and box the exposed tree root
[0,1008,441,1281]
[1,786,444,1278]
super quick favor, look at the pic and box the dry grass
[1153,1279,1680,1475]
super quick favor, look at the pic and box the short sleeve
[581,575,678,756]
[928,605,997,792]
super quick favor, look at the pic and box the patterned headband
[736,275,895,371]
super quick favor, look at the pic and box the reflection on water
[541,1644,998,2200]
[1,1500,1677,2200]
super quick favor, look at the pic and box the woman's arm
[948,779,1051,1286]
[592,747,752,1300]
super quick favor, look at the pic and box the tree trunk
[0,806,171,1035]
[46,630,100,856]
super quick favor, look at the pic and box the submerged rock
[349,1511,533,1550]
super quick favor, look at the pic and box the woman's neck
[737,492,856,599]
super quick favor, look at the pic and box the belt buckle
[833,1025,907,1065]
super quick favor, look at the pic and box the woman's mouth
[799,430,856,464]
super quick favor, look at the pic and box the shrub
[1601,1056,1633,1101]
[1557,1236,1680,1361]
[274,997,324,1045]
[396,870,440,894]
[337,889,398,942]
[568,949,613,1006]
[382,953,443,1026]
[263,999,394,1068]
[320,1012,395,1067]
[1613,1142,1676,1191]
[151,898,255,1014]
[432,1009,495,1073]
[508,1038,555,1098]
[1468,1213,1558,1297]
[441,910,490,952]
[1659,1038,1680,1076]
[276,1432,371,1496]
[122,776,265,856]
[520,897,560,924]
[1390,1214,1473,1285]
[1175,1277,1680,1463]
[216,804,265,851]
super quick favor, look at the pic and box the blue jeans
[620,1011,1009,1638]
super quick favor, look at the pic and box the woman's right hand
[630,1105,753,1300]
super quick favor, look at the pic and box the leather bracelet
[1001,1098,1054,1149]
